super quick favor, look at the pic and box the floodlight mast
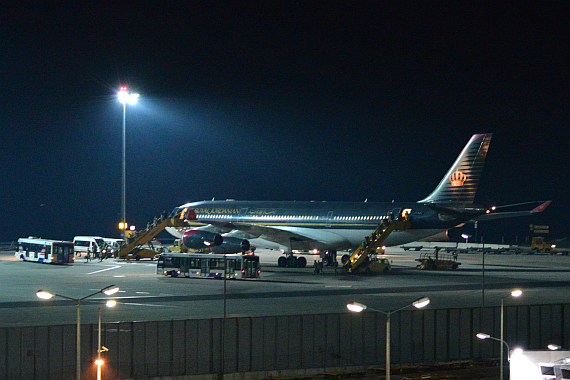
[117,87,139,242]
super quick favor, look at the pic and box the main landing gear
[277,253,307,268]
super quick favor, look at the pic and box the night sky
[2,1,569,244]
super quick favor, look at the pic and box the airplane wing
[473,200,551,221]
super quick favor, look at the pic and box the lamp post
[477,333,511,377]
[117,86,139,241]
[477,289,522,380]
[347,297,430,380]
[500,289,522,380]
[96,299,117,380]
[37,285,120,380]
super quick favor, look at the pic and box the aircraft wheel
[341,254,350,264]
[452,263,458,270]
[170,271,178,278]
[288,256,298,268]
[297,256,307,268]
[135,255,141,261]
[383,267,389,274]
[278,256,287,267]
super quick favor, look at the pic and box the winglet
[531,200,552,213]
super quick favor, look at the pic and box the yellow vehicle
[531,237,555,253]
[415,252,460,270]
[168,239,188,253]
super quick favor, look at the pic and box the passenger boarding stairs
[342,216,411,273]
[117,213,186,259]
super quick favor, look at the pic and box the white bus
[157,252,260,279]
[16,237,75,264]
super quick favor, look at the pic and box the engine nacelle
[182,230,223,249]
[211,237,251,254]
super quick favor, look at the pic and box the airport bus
[16,237,75,264]
[156,252,260,279]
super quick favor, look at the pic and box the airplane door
[391,208,401,220]
[326,211,333,227]
[238,208,249,221]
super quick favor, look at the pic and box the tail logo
[450,170,467,187]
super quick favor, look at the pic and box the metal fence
[1,303,569,379]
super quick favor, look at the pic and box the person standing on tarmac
[313,260,320,275]
[85,248,91,262]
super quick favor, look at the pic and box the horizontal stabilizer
[474,200,551,221]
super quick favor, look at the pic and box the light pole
[347,297,430,380]
[96,299,117,380]
[500,289,522,380]
[117,86,139,241]
[37,285,120,380]
[477,289,522,380]
[477,333,511,378]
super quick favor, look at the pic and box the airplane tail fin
[418,133,492,205]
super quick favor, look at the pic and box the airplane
[167,133,550,268]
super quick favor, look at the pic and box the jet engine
[182,230,223,249]
[211,237,251,254]
[182,230,251,254]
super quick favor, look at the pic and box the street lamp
[477,289,522,380]
[117,86,139,241]
[477,333,511,367]
[347,297,430,380]
[501,289,522,380]
[96,300,117,380]
[36,285,119,380]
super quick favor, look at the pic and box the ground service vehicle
[16,237,75,264]
[73,236,106,257]
[531,237,555,253]
[168,239,189,253]
[103,238,124,256]
[157,252,261,279]
[415,252,460,270]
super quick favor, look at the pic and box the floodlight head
[413,297,430,309]
[511,289,522,297]
[548,344,562,351]
[127,93,139,105]
[347,302,367,313]
[106,300,117,308]
[118,90,128,104]
[477,333,491,339]
[102,285,119,295]
[95,359,104,366]
[36,290,54,300]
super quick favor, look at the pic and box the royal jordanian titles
[168,134,550,267]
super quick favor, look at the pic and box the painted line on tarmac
[87,265,121,275]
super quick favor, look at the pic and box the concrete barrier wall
[1,304,569,379]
